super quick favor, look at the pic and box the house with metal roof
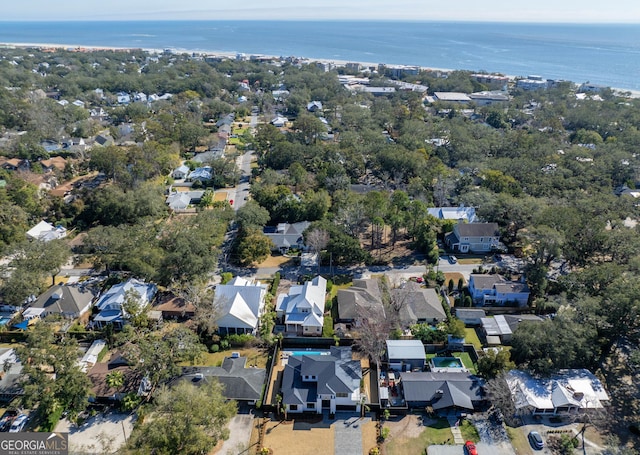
[281,346,362,414]
[214,277,267,335]
[427,206,477,223]
[481,315,513,344]
[26,220,67,242]
[276,276,327,336]
[93,278,157,329]
[506,369,609,416]
[385,340,426,372]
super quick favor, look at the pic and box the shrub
[209,344,220,353]
[220,272,233,284]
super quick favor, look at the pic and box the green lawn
[179,347,268,368]
[385,418,453,455]
[460,420,480,442]
[453,352,477,374]
[464,328,483,350]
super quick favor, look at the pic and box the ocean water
[0,21,639,90]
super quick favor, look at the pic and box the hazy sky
[5,0,640,23]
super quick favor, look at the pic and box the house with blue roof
[93,278,157,329]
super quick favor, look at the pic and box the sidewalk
[447,417,465,444]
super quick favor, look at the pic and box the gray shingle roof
[456,222,500,237]
[175,357,266,401]
[337,279,384,320]
[393,284,447,326]
[400,371,484,410]
[281,347,361,406]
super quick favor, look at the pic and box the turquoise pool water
[431,357,464,368]
[288,350,330,356]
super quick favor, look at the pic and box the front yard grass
[460,419,480,442]
[385,418,453,455]
[506,426,533,454]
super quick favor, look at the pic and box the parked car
[448,255,458,264]
[9,414,27,433]
[528,430,544,450]
[465,440,478,455]
[0,409,18,432]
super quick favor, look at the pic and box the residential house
[153,293,195,320]
[28,283,96,319]
[307,101,323,112]
[188,166,212,183]
[427,206,477,223]
[39,156,67,173]
[173,355,266,404]
[79,339,107,372]
[515,76,549,91]
[392,283,447,328]
[399,371,484,412]
[263,221,310,253]
[468,274,530,306]
[506,369,609,416]
[214,277,267,335]
[93,278,158,329]
[281,346,362,414]
[271,116,288,128]
[0,158,28,172]
[193,149,224,164]
[337,279,384,328]
[165,190,204,212]
[87,356,140,403]
[481,315,513,344]
[455,308,486,326]
[445,222,500,253]
[26,220,67,242]
[276,276,327,336]
[385,340,426,372]
[116,92,131,104]
[172,164,190,180]
[94,134,114,147]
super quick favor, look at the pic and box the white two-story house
[276,276,327,336]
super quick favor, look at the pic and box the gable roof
[30,283,96,317]
[506,369,609,412]
[427,206,477,222]
[263,221,310,250]
[214,277,267,330]
[95,278,157,311]
[26,220,67,241]
[400,371,484,410]
[175,357,266,401]
[276,275,327,327]
[337,278,384,320]
[281,347,361,406]
[456,222,500,237]
[469,274,504,290]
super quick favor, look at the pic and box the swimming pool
[286,350,330,357]
[431,357,464,368]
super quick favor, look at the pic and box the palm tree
[106,370,125,389]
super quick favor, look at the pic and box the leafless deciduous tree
[175,283,219,337]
